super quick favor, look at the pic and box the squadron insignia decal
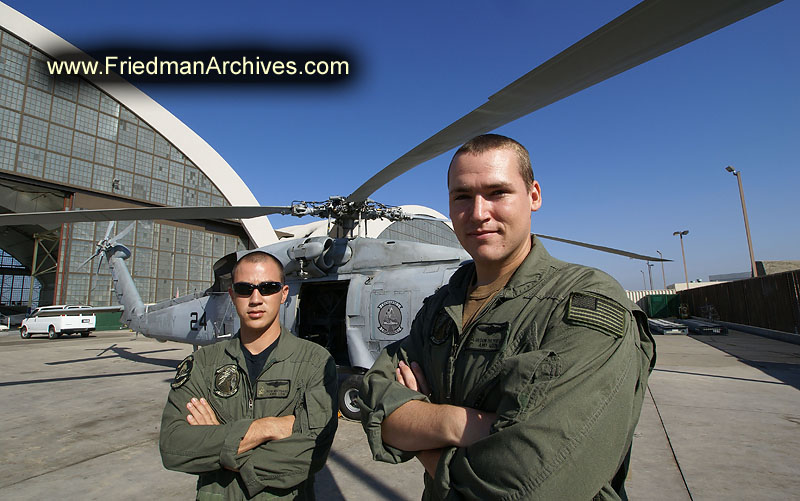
[171,356,193,389]
[377,300,403,335]
[213,364,240,397]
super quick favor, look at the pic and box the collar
[224,325,299,367]
[447,235,560,303]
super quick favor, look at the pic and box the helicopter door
[297,281,350,366]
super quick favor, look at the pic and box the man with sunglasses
[160,251,338,500]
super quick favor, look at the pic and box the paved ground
[0,329,798,500]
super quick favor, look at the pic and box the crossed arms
[160,354,338,495]
[186,397,294,458]
[381,361,495,476]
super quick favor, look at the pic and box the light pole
[673,230,689,290]
[646,261,654,290]
[640,270,647,289]
[656,250,666,289]
[725,166,757,277]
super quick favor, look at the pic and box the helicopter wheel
[338,374,363,421]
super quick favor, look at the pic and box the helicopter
[0,0,780,419]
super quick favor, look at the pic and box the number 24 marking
[190,311,207,330]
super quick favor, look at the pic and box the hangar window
[99,93,119,117]
[0,77,24,110]
[16,145,44,177]
[43,152,69,183]
[51,97,76,127]
[0,108,20,141]
[134,151,153,177]
[53,75,78,101]
[1,31,29,53]
[69,159,93,188]
[72,132,95,161]
[27,57,54,93]
[77,81,101,109]
[20,115,48,148]
[0,139,16,171]
[116,145,135,171]
[0,46,28,81]
[137,127,154,153]
[47,124,72,154]
[97,113,118,140]
[75,105,98,135]
[150,179,167,204]
[95,138,116,166]
[23,87,51,119]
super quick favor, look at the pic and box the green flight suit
[359,237,656,500]
[160,327,338,500]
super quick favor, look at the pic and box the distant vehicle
[0,314,9,331]
[20,305,96,339]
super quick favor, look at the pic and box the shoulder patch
[565,292,626,338]
[171,355,193,389]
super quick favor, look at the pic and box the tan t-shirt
[462,268,516,330]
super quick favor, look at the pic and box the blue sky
[5,0,798,290]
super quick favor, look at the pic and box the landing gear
[338,374,363,421]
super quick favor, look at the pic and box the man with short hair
[358,134,655,500]
[160,251,338,500]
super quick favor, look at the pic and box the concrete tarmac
[0,329,798,500]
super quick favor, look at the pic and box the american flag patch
[565,292,626,338]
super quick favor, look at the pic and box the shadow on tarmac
[321,450,410,500]
[44,344,184,369]
[689,333,800,390]
[0,368,174,387]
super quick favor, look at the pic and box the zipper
[445,293,504,402]
[249,359,276,416]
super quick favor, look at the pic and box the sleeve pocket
[493,350,561,428]
[304,384,334,430]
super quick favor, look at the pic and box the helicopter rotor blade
[79,252,99,269]
[0,205,294,226]
[102,221,115,241]
[109,222,136,245]
[535,233,670,262]
[345,0,781,203]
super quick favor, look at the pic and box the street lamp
[673,230,689,290]
[646,261,654,290]
[656,250,666,289]
[725,166,757,277]
[640,270,647,289]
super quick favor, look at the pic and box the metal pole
[679,234,689,290]
[640,270,647,289]
[657,250,666,289]
[735,171,757,277]
[28,236,39,309]
[647,261,654,290]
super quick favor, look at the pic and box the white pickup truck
[20,305,96,339]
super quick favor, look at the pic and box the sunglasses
[232,281,284,297]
